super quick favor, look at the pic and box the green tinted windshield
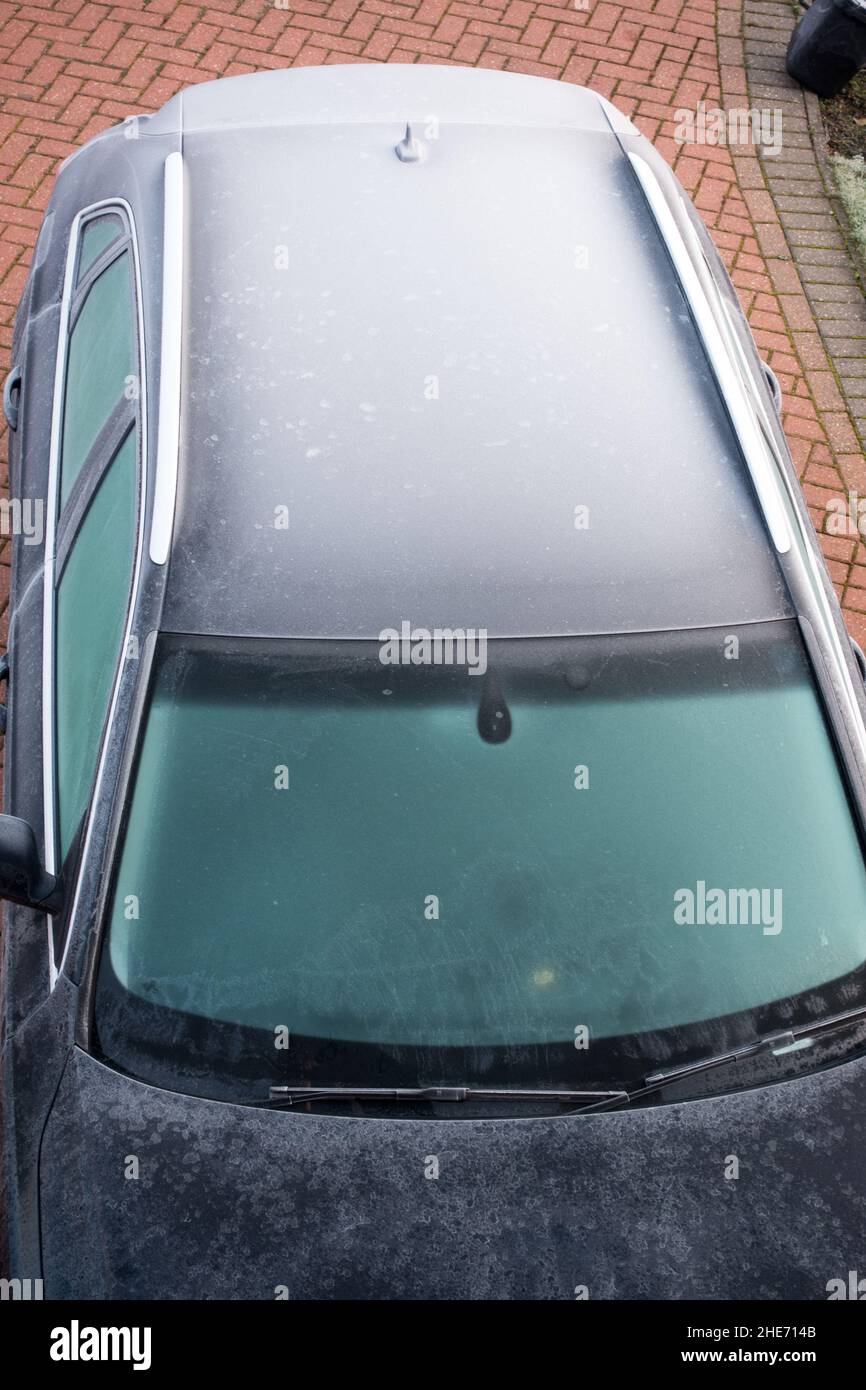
[96,621,866,1095]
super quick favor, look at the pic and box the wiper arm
[268,1005,866,1113]
[581,1001,866,1114]
[266,1085,629,1109]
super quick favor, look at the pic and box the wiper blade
[581,1000,866,1114]
[266,1085,629,1109]
[267,1005,866,1113]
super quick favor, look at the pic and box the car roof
[148,65,790,639]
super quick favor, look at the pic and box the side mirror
[0,814,63,914]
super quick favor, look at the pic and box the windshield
[94,620,866,1105]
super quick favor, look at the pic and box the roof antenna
[395,122,425,163]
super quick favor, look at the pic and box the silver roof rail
[150,151,184,565]
[627,151,791,556]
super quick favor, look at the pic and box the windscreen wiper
[579,1000,866,1114]
[266,1085,629,1109]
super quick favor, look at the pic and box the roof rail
[627,151,791,556]
[150,151,184,565]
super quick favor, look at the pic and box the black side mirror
[0,814,63,914]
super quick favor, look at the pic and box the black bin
[786,0,866,98]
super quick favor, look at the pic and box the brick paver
[0,0,864,644]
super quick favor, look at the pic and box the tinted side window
[55,432,137,857]
[76,213,124,281]
[53,212,139,868]
[60,253,134,510]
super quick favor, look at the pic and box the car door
[43,206,143,976]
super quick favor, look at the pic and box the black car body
[3,64,866,1301]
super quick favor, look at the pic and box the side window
[61,251,134,509]
[53,211,139,866]
[76,213,124,279]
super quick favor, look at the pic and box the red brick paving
[0,0,863,643]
